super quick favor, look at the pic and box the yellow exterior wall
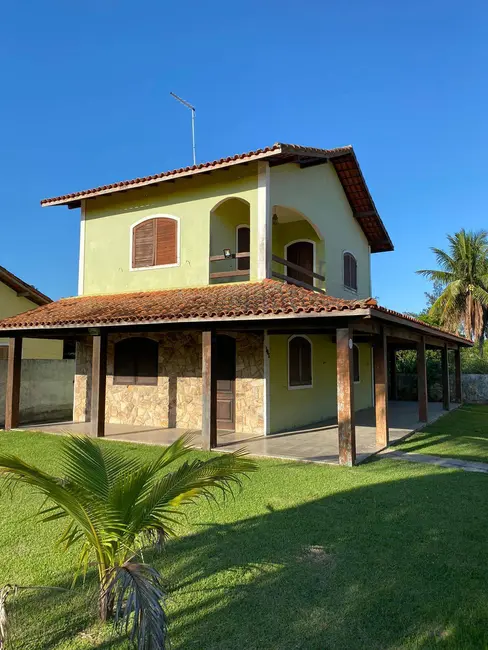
[269,334,372,433]
[0,282,62,359]
[269,163,372,299]
[82,165,260,295]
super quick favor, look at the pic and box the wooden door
[286,241,314,285]
[237,226,250,271]
[216,335,236,430]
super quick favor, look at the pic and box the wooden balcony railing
[209,252,250,280]
[271,254,325,293]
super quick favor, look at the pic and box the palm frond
[416,269,454,285]
[105,561,168,650]
[131,451,257,537]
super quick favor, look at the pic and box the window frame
[353,343,360,384]
[343,250,358,293]
[284,239,317,287]
[113,337,159,386]
[287,334,313,390]
[130,214,181,272]
[235,224,251,271]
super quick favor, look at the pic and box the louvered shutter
[289,338,301,386]
[133,220,155,268]
[300,339,312,385]
[344,253,357,290]
[155,218,178,266]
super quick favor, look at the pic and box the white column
[257,161,271,280]
[78,200,86,295]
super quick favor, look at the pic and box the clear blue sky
[1,0,486,312]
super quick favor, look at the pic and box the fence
[396,372,488,404]
[0,359,75,425]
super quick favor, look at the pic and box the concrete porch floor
[19,401,456,465]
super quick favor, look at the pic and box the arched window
[131,216,179,269]
[353,344,360,383]
[288,335,312,388]
[343,252,357,291]
[236,225,250,271]
[113,337,159,385]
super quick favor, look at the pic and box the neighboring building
[0,143,470,465]
[0,266,63,359]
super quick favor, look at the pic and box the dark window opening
[63,340,76,360]
[114,337,158,386]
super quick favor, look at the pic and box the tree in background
[417,230,488,349]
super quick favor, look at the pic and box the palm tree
[0,434,257,649]
[417,229,488,347]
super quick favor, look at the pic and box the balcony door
[216,335,236,431]
[286,241,314,285]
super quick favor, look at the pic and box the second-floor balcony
[209,198,325,292]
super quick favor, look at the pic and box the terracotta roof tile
[0,280,373,329]
[0,280,471,345]
[39,142,393,254]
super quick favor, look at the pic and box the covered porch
[0,280,471,467]
[22,400,453,464]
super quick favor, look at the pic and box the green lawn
[396,404,488,464]
[2,410,488,649]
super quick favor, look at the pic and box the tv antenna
[170,92,196,166]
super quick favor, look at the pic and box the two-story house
[0,143,471,465]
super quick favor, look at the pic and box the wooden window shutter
[289,338,301,386]
[155,218,177,266]
[344,253,357,291]
[300,339,312,385]
[133,220,155,268]
[114,337,158,386]
[289,336,312,387]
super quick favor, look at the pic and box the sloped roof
[0,266,51,306]
[0,279,470,345]
[40,142,393,253]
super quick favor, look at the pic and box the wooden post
[441,343,450,411]
[91,333,107,437]
[417,337,428,422]
[454,346,462,403]
[202,330,217,450]
[336,327,356,466]
[374,331,389,448]
[5,338,22,430]
[389,346,398,401]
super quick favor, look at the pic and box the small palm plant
[0,434,256,649]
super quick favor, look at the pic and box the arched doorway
[285,240,315,285]
[216,335,236,430]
